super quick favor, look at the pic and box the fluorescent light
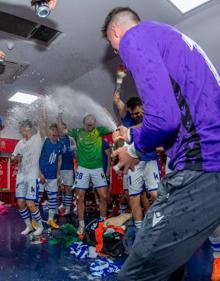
[169,0,212,14]
[9,92,38,104]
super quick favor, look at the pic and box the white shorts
[123,174,129,192]
[61,170,74,186]
[16,178,40,201]
[74,166,107,190]
[39,178,58,193]
[126,160,160,196]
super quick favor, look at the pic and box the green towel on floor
[49,224,80,246]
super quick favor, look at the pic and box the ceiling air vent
[30,25,61,44]
[0,11,36,37]
[0,60,29,84]
[0,11,61,46]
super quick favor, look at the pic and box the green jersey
[68,127,109,169]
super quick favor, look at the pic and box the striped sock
[209,236,220,258]
[64,193,72,213]
[31,209,42,224]
[48,191,58,220]
[134,220,143,229]
[19,207,31,220]
[48,191,58,213]
[57,192,63,207]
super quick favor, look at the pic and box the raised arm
[39,97,48,139]
[113,91,127,118]
[57,106,64,135]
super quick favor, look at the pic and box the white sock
[33,224,44,236]
[24,218,32,228]
[79,220,85,228]
[21,219,33,235]
[48,211,56,220]
[65,207,70,215]
[134,220,143,229]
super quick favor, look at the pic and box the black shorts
[118,170,220,281]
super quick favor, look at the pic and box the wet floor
[0,208,213,281]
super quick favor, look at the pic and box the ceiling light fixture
[31,0,51,18]
[168,0,212,14]
[9,92,38,104]
[31,0,57,18]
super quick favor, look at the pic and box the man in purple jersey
[102,7,220,281]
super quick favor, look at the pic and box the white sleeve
[12,140,22,156]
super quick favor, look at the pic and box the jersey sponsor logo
[49,152,57,165]
[152,211,164,227]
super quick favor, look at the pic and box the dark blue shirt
[39,138,63,179]
[60,135,74,171]
[122,112,157,161]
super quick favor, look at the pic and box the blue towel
[70,242,89,259]
[90,257,122,277]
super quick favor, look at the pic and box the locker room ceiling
[0,0,220,117]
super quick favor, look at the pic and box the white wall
[175,3,220,71]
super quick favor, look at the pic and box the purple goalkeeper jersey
[119,21,220,172]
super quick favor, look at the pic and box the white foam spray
[2,87,117,138]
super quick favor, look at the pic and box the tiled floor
[0,208,213,281]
